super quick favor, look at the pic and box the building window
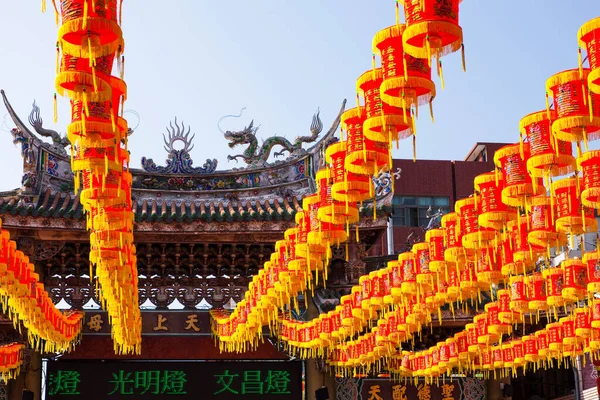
[392,196,450,228]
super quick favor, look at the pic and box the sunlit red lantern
[494,142,544,208]
[342,107,389,180]
[474,172,516,230]
[426,228,446,273]
[584,251,600,294]
[413,242,433,290]
[399,0,464,74]
[519,110,576,179]
[546,68,600,145]
[498,288,519,324]
[398,252,417,295]
[373,24,436,120]
[536,329,551,360]
[357,69,413,160]
[561,259,588,304]
[455,197,495,250]
[328,141,373,207]
[523,335,539,364]
[508,275,529,318]
[552,178,598,238]
[476,246,503,286]
[579,17,600,95]
[543,267,565,310]
[578,150,600,209]
[526,273,548,313]
[442,212,465,264]
[528,195,567,254]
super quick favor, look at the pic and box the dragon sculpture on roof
[222,108,324,167]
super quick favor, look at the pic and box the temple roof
[0,90,394,232]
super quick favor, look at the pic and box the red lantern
[561,259,588,304]
[519,110,576,179]
[574,307,592,339]
[552,177,597,236]
[343,107,389,178]
[536,329,550,359]
[426,228,446,273]
[523,335,539,364]
[455,197,495,249]
[328,141,373,205]
[498,288,520,324]
[508,275,530,318]
[579,18,600,94]
[399,0,464,70]
[357,69,413,149]
[474,172,516,230]
[373,24,436,119]
[526,273,548,312]
[413,242,433,290]
[486,301,511,336]
[528,195,567,252]
[442,212,465,264]
[398,252,417,295]
[546,68,600,144]
[578,150,600,209]
[476,246,503,286]
[494,142,544,207]
[543,267,565,310]
[584,251,600,294]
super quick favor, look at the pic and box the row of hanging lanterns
[0,343,24,382]
[277,14,600,379]
[0,218,83,356]
[212,0,467,349]
[50,0,141,355]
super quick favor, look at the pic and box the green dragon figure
[222,109,324,166]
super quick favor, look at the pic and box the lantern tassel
[578,48,584,78]
[461,44,466,72]
[429,99,434,123]
[41,0,46,12]
[53,93,58,124]
[403,52,409,81]
[439,60,445,90]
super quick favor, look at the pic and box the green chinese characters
[214,369,291,396]
[108,370,187,395]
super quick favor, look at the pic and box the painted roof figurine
[0,92,394,233]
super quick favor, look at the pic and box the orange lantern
[561,259,588,304]
[398,252,417,295]
[373,24,436,119]
[574,307,592,339]
[413,242,433,290]
[426,228,446,273]
[508,275,530,318]
[543,267,565,310]
[536,329,550,360]
[546,322,564,354]
[526,273,548,313]
[519,110,576,179]
[486,301,511,336]
[528,195,567,253]
[584,251,600,294]
[552,178,598,237]
[315,169,356,237]
[442,212,465,264]
[399,0,464,71]
[546,68,600,145]
[523,335,539,364]
[579,17,600,94]
[357,69,413,153]
[498,288,520,324]
[474,172,516,230]
[494,142,544,207]
[578,150,600,209]
[476,246,503,286]
[342,107,389,179]
[455,197,495,249]
[327,141,373,208]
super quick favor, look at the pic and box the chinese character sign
[46,361,303,400]
[358,379,476,400]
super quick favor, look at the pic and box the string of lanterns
[0,344,24,382]
[0,217,82,357]
[50,0,141,355]
[250,14,600,381]
[212,0,465,351]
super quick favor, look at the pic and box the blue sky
[0,1,598,190]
